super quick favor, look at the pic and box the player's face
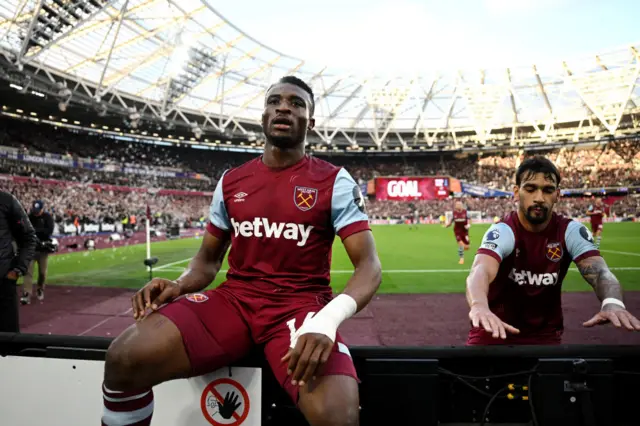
[595,199,602,207]
[455,202,463,211]
[515,172,559,225]
[262,83,315,149]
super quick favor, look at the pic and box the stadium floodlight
[128,108,140,121]
[56,84,72,99]
[96,104,107,117]
[52,82,73,112]
[162,46,218,115]
[17,0,111,63]
[127,107,140,128]
[192,124,203,140]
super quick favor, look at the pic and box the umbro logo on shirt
[234,192,248,203]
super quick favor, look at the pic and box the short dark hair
[515,156,561,186]
[268,75,315,116]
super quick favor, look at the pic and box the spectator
[0,190,37,332]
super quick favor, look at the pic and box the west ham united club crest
[294,186,318,211]
[545,242,563,262]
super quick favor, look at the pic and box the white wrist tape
[290,294,357,348]
[602,297,625,310]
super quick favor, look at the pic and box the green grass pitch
[26,223,640,294]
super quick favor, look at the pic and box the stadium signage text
[460,181,513,198]
[509,269,558,286]
[230,217,313,247]
[375,177,450,201]
[0,146,209,182]
[61,222,119,234]
[387,180,422,197]
[122,167,177,178]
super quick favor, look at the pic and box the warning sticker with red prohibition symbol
[200,378,251,425]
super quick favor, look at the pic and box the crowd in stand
[0,116,638,228]
[470,141,640,190]
[1,180,210,228]
[340,141,640,190]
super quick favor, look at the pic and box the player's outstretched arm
[466,222,519,339]
[132,231,230,320]
[564,220,640,330]
[465,254,498,309]
[577,256,640,331]
[466,254,520,339]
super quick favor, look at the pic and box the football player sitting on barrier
[465,157,640,345]
[101,76,382,426]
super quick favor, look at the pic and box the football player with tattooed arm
[465,156,640,345]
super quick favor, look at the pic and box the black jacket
[0,191,37,278]
[29,212,54,243]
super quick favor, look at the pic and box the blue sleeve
[331,168,369,234]
[477,222,515,261]
[209,171,231,231]
[565,220,599,261]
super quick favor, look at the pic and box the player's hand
[464,224,471,230]
[469,304,520,339]
[583,305,640,331]
[281,333,334,387]
[131,278,181,320]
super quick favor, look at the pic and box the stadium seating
[1,115,639,230]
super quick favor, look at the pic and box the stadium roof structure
[1,0,640,152]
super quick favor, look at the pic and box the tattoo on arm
[577,256,623,302]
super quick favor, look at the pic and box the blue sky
[211,0,640,75]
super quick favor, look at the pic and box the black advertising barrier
[1,332,639,426]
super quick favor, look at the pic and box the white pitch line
[154,257,193,271]
[156,267,640,274]
[600,249,640,257]
[154,252,640,272]
[78,307,133,336]
[577,267,640,271]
